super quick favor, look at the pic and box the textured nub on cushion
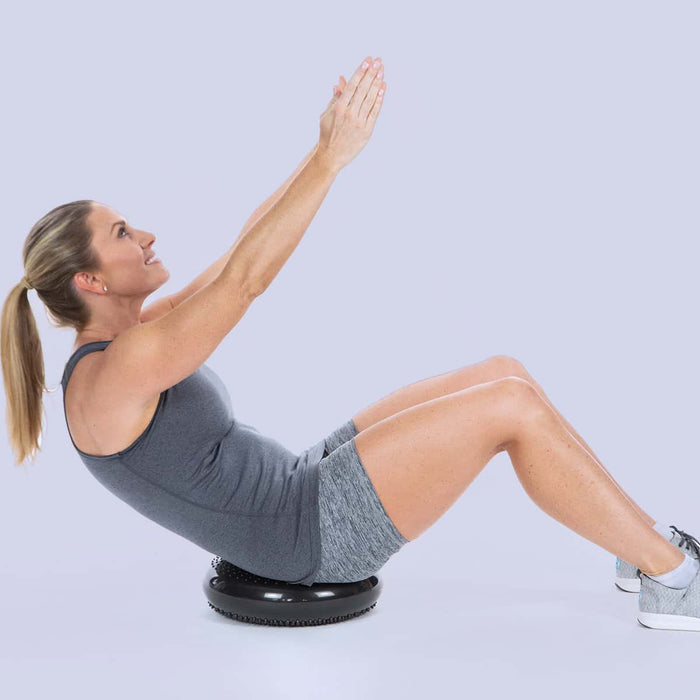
[202,555,383,627]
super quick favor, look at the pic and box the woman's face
[86,202,170,295]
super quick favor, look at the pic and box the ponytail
[1,199,96,467]
[1,282,47,467]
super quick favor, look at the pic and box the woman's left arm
[141,143,318,322]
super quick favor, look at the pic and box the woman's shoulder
[64,337,161,457]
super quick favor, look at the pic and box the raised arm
[174,144,320,301]
[141,144,318,323]
[240,144,319,240]
[235,152,338,296]
[240,55,386,295]
[141,54,385,316]
[105,55,386,400]
[103,146,338,397]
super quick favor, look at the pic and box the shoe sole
[615,577,640,593]
[637,611,700,631]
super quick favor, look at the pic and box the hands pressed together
[317,55,386,174]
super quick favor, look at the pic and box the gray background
[1,0,698,697]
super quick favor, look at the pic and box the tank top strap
[61,340,113,390]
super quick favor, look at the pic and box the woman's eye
[118,226,129,238]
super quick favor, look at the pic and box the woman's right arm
[232,55,385,296]
[99,158,339,404]
[98,55,386,402]
[226,151,338,296]
[100,156,337,404]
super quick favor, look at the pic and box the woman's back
[60,340,326,586]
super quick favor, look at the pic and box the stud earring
[103,285,108,292]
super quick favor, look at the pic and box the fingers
[334,75,347,96]
[366,81,386,127]
[339,56,376,112]
[348,57,384,119]
[359,63,385,123]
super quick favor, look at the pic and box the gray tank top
[60,340,325,586]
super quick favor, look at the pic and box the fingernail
[362,60,369,69]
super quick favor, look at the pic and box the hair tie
[21,277,33,290]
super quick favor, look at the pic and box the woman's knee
[486,354,529,380]
[491,376,550,449]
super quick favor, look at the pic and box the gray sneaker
[615,525,700,593]
[638,567,700,631]
[615,556,642,593]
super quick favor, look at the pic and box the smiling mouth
[145,257,161,265]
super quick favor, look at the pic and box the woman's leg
[353,376,683,576]
[351,354,656,528]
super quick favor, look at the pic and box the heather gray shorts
[311,418,409,584]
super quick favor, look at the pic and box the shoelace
[670,525,700,560]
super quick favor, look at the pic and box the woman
[2,55,699,631]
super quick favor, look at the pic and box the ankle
[641,544,685,576]
[644,552,700,589]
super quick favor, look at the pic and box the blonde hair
[1,199,99,467]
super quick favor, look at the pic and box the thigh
[353,376,543,542]
[351,355,523,433]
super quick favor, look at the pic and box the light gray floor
[2,511,694,700]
